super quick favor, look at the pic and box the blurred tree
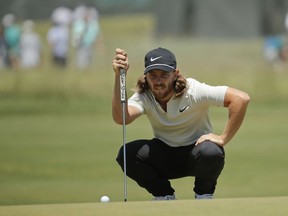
[0,0,152,20]
[153,0,288,38]
[153,0,195,37]
[261,0,288,35]
[1,0,288,38]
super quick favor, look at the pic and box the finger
[115,48,127,57]
[115,54,125,60]
[195,138,204,146]
[195,135,210,146]
[112,60,128,74]
[112,63,125,71]
[115,48,124,54]
[114,59,128,69]
[113,58,126,65]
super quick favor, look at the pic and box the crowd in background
[0,4,103,71]
[1,4,288,73]
[262,13,288,72]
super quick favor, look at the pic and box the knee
[193,141,225,160]
[116,145,124,168]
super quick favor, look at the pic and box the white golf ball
[100,195,110,203]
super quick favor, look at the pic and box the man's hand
[112,48,129,75]
[195,133,226,147]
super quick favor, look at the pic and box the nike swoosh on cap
[150,56,162,62]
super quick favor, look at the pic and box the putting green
[0,196,287,216]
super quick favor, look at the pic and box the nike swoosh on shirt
[150,56,162,62]
[179,106,189,113]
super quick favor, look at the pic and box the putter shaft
[120,68,127,202]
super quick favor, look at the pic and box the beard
[150,82,174,101]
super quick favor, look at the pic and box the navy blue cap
[144,47,177,74]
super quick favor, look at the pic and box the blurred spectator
[51,6,72,26]
[47,21,70,68]
[20,20,42,69]
[263,36,288,72]
[71,5,87,48]
[0,23,8,69]
[71,6,103,70]
[2,13,21,69]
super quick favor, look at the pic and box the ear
[173,69,179,81]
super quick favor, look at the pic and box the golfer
[112,47,250,200]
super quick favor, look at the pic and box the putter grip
[120,68,126,103]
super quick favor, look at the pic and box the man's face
[145,69,178,101]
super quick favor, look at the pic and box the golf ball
[100,195,110,203]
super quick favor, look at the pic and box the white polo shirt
[128,78,228,147]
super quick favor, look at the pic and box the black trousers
[116,138,225,197]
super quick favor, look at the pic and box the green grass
[0,197,288,216]
[0,13,288,207]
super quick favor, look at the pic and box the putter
[120,68,127,202]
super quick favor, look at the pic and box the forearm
[221,90,250,145]
[221,101,248,145]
